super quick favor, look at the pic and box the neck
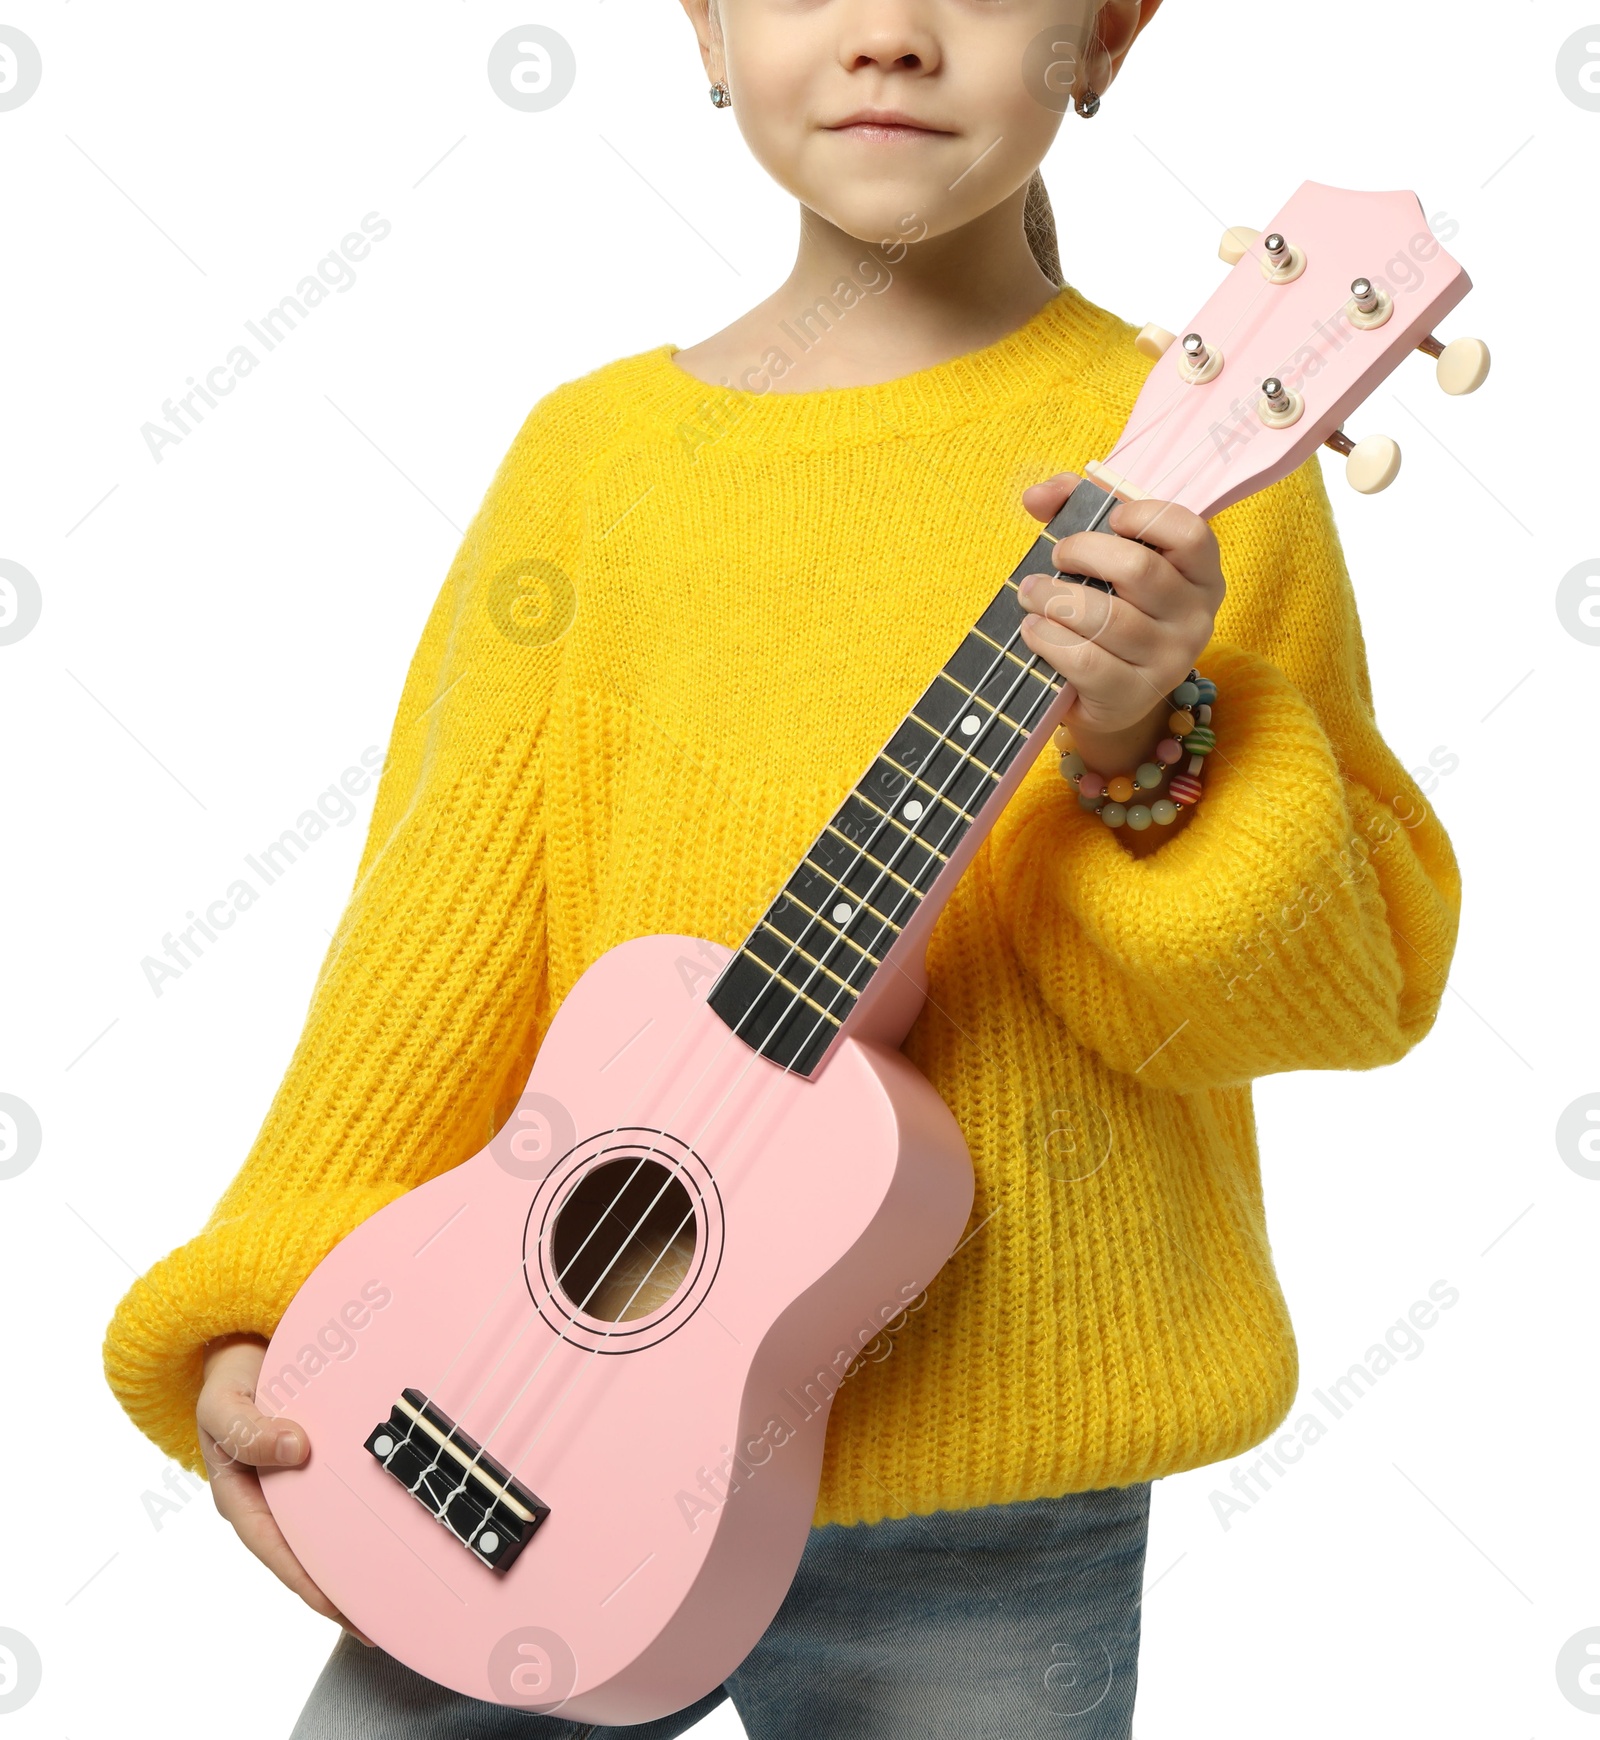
[675,184,1061,395]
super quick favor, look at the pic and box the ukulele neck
[705,480,1121,1079]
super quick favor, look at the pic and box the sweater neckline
[624,284,1122,450]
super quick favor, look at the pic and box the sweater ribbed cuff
[101,1184,409,1477]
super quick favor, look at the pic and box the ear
[1094,0,1163,90]
[678,0,725,82]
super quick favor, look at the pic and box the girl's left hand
[1015,472,1227,771]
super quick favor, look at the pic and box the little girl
[103,1,1462,1734]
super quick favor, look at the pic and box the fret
[784,859,902,949]
[733,946,853,1022]
[880,713,1008,796]
[942,629,1059,714]
[799,847,917,925]
[749,917,871,1000]
[817,822,932,902]
[708,948,843,1075]
[927,668,1030,738]
[837,788,950,866]
[859,754,974,830]
[999,534,1067,599]
[974,582,1046,652]
[764,883,891,972]
[913,707,1023,776]
[969,624,1056,685]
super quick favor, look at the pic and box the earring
[709,81,732,109]
[1075,88,1101,118]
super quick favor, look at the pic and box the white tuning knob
[1219,226,1260,265]
[1345,434,1402,495]
[1436,336,1491,395]
[1135,323,1176,359]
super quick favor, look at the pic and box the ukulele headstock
[1087,181,1487,518]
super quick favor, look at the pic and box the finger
[1016,619,1151,718]
[1019,470,1081,524]
[1103,497,1225,597]
[1039,530,1186,624]
[1019,586,1159,674]
[198,1377,307,1472]
[202,1441,376,1645]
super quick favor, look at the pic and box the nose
[837,0,941,76]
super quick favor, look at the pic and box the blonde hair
[1023,168,1063,286]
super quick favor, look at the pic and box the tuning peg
[1418,334,1491,395]
[1135,323,1176,359]
[1219,226,1260,265]
[1325,430,1402,495]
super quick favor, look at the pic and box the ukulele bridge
[364,1388,551,1573]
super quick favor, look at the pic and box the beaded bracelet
[1056,669,1218,830]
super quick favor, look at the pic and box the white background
[2,3,1596,1735]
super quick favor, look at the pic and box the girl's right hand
[197,1333,375,1647]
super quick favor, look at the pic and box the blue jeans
[290,1482,1152,1738]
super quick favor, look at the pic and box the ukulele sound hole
[550,1158,698,1323]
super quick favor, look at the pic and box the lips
[828,110,952,135]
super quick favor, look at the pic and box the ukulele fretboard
[707,481,1118,1076]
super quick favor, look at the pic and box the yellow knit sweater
[101,286,1461,1526]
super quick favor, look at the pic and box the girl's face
[702,0,1099,251]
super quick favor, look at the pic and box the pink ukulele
[257,183,1485,1720]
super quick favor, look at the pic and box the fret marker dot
[374,1434,394,1458]
[832,902,853,924]
[479,1532,499,1554]
[960,714,981,735]
[902,800,924,821]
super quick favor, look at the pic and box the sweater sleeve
[984,456,1462,1094]
[102,375,616,1474]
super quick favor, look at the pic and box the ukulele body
[257,930,975,1721]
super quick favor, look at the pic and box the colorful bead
[1055,667,1218,834]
